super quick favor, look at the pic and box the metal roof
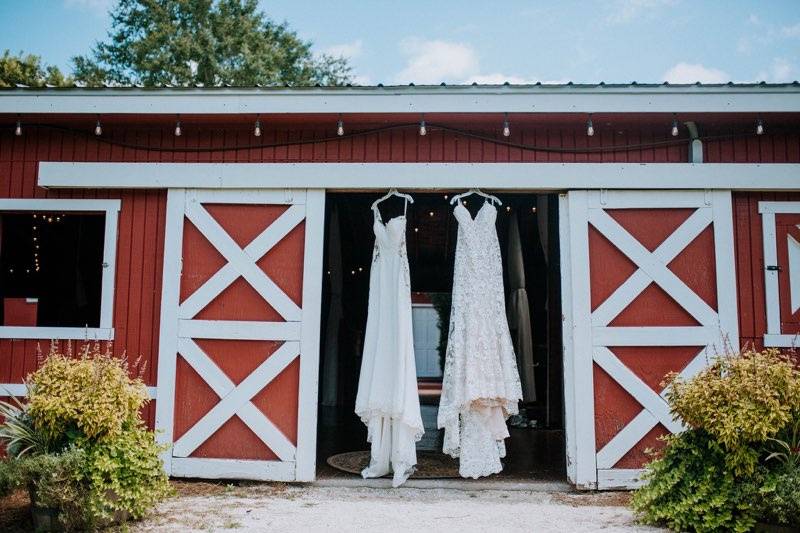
[2,82,799,114]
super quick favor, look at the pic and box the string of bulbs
[11,113,771,154]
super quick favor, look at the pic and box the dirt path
[132,483,664,532]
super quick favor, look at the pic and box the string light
[506,206,511,212]
[531,207,537,213]
[336,115,344,136]
[429,211,434,217]
[502,112,511,137]
[419,114,427,136]
[586,114,595,137]
[94,116,103,136]
[756,118,764,135]
[14,119,22,137]
[174,115,182,137]
[254,115,262,137]
[671,115,679,137]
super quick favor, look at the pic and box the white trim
[759,201,800,347]
[153,189,186,475]
[0,198,120,340]
[295,189,326,482]
[1,383,157,399]
[559,193,578,486]
[38,162,800,191]
[592,326,718,346]
[4,85,800,114]
[566,190,597,489]
[178,320,301,340]
[170,458,296,481]
[711,191,740,351]
[597,469,646,490]
[764,334,800,347]
[0,327,113,340]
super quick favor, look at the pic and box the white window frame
[759,201,800,347]
[0,198,120,340]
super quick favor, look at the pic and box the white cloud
[756,58,797,82]
[323,40,364,59]
[395,38,479,84]
[394,38,564,85]
[780,22,800,38]
[661,62,730,83]
[64,0,112,15]
[605,0,676,24]
[350,74,373,86]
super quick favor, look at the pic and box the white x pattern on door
[155,189,325,482]
[564,190,739,490]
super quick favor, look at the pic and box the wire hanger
[371,188,415,211]
[449,188,502,206]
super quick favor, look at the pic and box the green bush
[757,463,800,527]
[630,429,761,533]
[0,458,20,497]
[76,422,172,522]
[667,348,800,475]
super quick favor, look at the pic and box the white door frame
[154,188,325,481]
[560,189,739,489]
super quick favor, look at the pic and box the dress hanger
[371,188,415,211]
[449,188,502,206]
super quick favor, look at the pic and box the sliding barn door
[155,189,325,481]
[561,190,738,489]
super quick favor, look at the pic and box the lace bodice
[438,201,523,478]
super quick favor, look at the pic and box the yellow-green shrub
[666,348,800,474]
[26,342,148,441]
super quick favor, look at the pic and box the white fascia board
[2,86,800,114]
[38,162,800,191]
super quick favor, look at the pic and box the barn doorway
[316,192,565,482]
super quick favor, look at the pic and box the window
[0,199,119,340]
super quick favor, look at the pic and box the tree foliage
[0,50,72,88]
[72,0,351,87]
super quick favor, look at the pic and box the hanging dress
[355,203,424,487]
[438,200,523,479]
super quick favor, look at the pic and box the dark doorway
[317,192,565,481]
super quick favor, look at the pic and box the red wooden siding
[732,191,800,349]
[0,114,798,434]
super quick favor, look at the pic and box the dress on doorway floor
[355,205,424,487]
[438,200,523,479]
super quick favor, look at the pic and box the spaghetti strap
[403,198,408,216]
[373,206,382,223]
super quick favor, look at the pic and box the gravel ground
[132,483,665,533]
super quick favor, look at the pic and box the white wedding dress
[438,200,523,478]
[355,205,424,487]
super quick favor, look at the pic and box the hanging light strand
[94,115,103,136]
[254,114,262,137]
[671,114,679,137]
[419,114,427,136]
[586,114,595,137]
[756,118,765,135]
[336,114,344,136]
[174,115,182,137]
[502,112,511,137]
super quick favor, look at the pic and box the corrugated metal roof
[3,81,800,91]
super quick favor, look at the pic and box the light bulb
[94,119,102,136]
[254,118,261,137]
[756,119,764,135]
[14,120,22,136]
[502,113,511,137]
[671,119,679,137]
[586,116,594,137]
[174,120,182,137]
[419,120,427,136]
[336,119,344,136]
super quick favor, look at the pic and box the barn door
[561,190,738,490]
[155,189,325,481]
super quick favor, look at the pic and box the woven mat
[326,450,460,479]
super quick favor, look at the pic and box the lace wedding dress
[355,206,424,487]
[438,200,523,478]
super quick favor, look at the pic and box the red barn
[0,84,798,489]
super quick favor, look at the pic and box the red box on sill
[4,298,38,326]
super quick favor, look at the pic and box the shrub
[76,422,172,522]
[666,348,800,475]
[26,342,149,442]
[757,463,800,527]
[0,459,19,498]
[630,429,761,533]
[0,395,62,458]
[17,449,91,531]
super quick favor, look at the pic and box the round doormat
[326,451,460,479]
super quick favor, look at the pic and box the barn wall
[0,116,798,430]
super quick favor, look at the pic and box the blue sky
[1,0,799,85]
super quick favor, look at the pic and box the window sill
[0,326,114,340]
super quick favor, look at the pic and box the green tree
[72,0,352,87]
[0,50,72,88]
